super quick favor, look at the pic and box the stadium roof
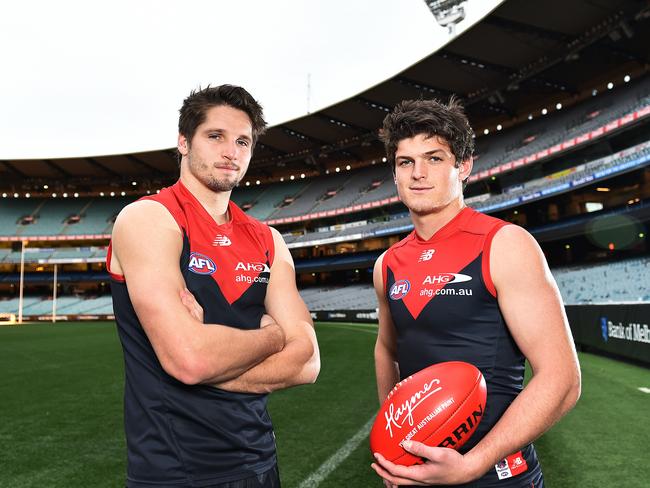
[2,0,649,189]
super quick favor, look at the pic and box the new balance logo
[212,234,231,246]
[418,249,435,262]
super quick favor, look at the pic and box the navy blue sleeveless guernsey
[108,181,277,487]
[382,207,543,487]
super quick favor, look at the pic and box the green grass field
[1,321,649,487]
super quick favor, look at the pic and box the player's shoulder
[114,198,175,229]
[375,232,415,276]
[491,223,538,251]
[388,231,416,253]
[374,249,389,271]
[459,207,509,236]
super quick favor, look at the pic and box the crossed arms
[110,200,319,392]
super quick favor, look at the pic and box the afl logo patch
[389,279,410,300]
[188,252,216,275]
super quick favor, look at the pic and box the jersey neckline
[175,180,241,231]
[412,206,474,244]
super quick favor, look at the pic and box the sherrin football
[370,361,487,466]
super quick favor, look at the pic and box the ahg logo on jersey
[235,261,270,284]
[389,280,411,300]
[235,262,271,273]
[188,252,216,275]
[422,273,472,285]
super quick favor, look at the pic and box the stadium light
[300,173,306,179]
[52,193,57,197]
[424,0,467,35]
[496,124,502,131]
[346,165,351,170]
[2,193,7,198]
[256,180,261,185]
[640,233,645,238]
[131,181,137,186]
[100,192,105,196]
[624,75,631,83]
[25,193,30,198]
[43,184,48,189]
[592,89,598,96]
[13,193,19,198]
[73,193,79,198]
[556,103,562,110]
[541,108,548,115]
[483,129,489,135]
[335,167,340,172]
[382,157,387,163]
[63,193,68,198]
[607,82,614,90]
[565,244,571,249]
[527,114,533,120]
[280,177,285,182]
[245,181,250,186]
[120,191,126,196]
[110,192,115,196]
[290,175,295,180]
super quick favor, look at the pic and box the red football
[370,361,487,466]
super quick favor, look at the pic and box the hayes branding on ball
[370,361,487,466]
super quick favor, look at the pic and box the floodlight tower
[425,0,467,35]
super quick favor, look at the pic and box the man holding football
[371,98,580,487]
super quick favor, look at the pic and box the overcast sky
[0,0,503,159]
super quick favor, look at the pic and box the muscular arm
[111,200,284,386]
[374,252,400,403]
[372,225,580,485]
[461,225,581,475]
[213,227,320,394]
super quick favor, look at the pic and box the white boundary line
[319,323,378,334]
[297,416,376,488]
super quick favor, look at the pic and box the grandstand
[0,0,647,351]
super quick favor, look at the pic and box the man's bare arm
[373,252,400,403]
[461,225,581,474]
[213,227,320,393]
[111,200,284,386]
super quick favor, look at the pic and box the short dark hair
[380,97,474,170]
[178,84,267,148]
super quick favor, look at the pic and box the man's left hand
[371,441,480,486]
